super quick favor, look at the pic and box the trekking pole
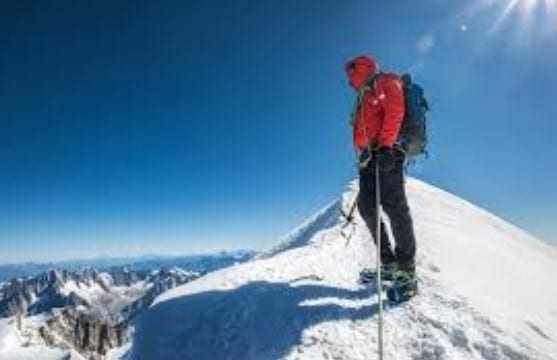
[375,161,384,360]
[349,67,384,357]
[340,191,359,243]
[340,191,358,223]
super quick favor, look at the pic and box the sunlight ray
[543,0,557,15]
[488,0,522,36]
[460,0,557,43]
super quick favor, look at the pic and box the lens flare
[461,0,557,40]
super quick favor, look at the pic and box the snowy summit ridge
[131,178,557,360]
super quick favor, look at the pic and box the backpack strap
[363,71,383,94]
[349,72,383,128]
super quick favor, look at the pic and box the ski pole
[376,161,384,360]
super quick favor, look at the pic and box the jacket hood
[345,55,378,91]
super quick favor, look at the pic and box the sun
[489,0,556,33]
[460,0,557,39]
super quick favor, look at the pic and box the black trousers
[357,150,416,271]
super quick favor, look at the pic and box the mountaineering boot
[386,268,418,303]
[359,263,398,284]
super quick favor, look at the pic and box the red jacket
[346,56,405,151]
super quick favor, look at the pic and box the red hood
[345,55,378,91]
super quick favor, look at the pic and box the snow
[0,317,69,360]
[106,343,132,360]
[150,269,160,276]
[168,266,197,277]
[0,266,200,359]
[131,178,557,360]
[98,272,114,287]
[254,198,341,260]
[24,314,50,328]
[59,276,149,315]
[0,346,68,360]
[60,279,107,301]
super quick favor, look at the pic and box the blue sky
[1,0,556,264]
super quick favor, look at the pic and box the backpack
[399,73,429,159]
[351,72,429,160]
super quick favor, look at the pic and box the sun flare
[491,0,556,32]
[462,0,557,40]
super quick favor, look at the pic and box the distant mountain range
[0,250,254,359]
[0,251,254,282]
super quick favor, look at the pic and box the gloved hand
[358,148,373,170]
[374,146,395,172]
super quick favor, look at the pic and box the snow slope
[131,178,557,360]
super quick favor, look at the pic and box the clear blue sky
[1,0,556,264]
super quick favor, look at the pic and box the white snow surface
[131,178,557,360]
[0,317,69,360]
[106,343,132,360]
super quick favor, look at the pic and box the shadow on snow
[133,281,380,360]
